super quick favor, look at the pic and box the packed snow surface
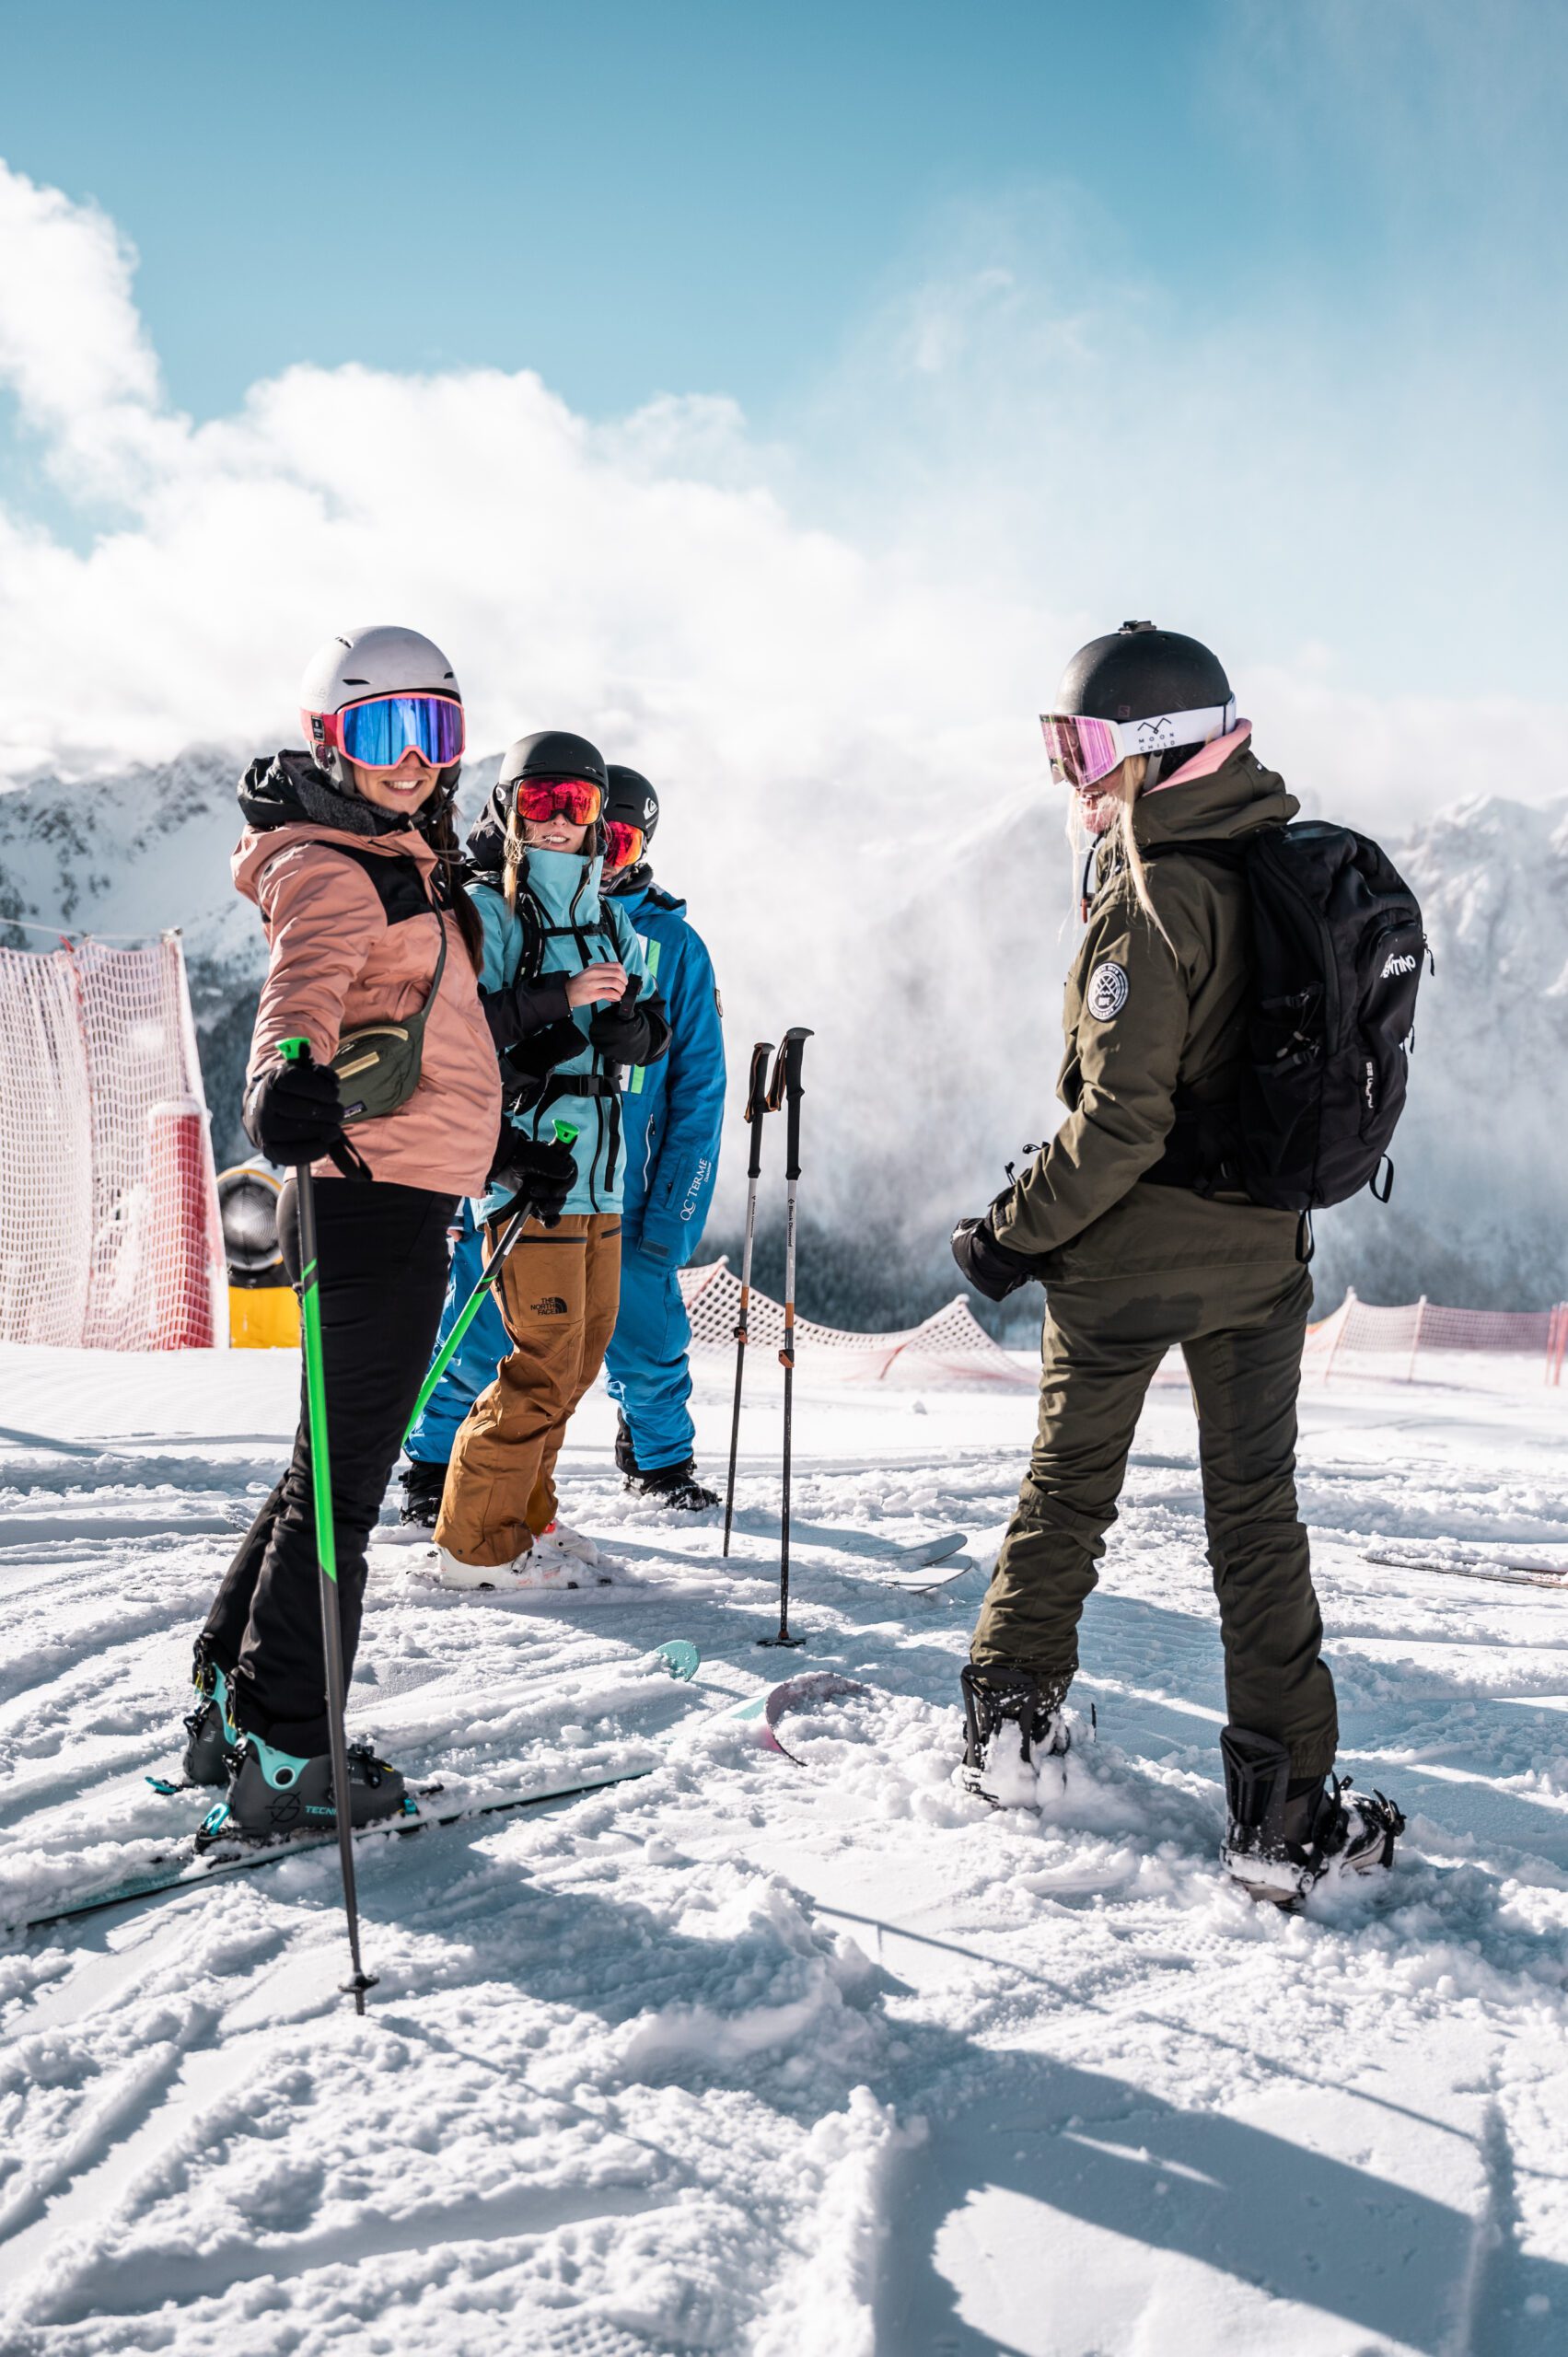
[1,1346,1565,2354]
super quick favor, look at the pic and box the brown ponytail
[420,795,485,973]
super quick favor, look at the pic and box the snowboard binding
[960,1662,1070,1805]
[1221,1724,1404,1907]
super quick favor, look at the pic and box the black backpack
[1145,822,1428,1212]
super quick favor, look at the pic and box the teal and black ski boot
[198,1733,415,1850]
[180,1662,240,1789]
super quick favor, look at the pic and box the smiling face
[522,813,590,853]
[348,749,440,814]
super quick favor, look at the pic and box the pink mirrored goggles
[1040,700,1236,787]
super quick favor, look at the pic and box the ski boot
[199,1731,414,1849]
[180,1660,240,1789]
[400,1457,448,1529]
[959,1662,1069,1805]
[625,1457,720,1512]
[1221,1725,1405,1906]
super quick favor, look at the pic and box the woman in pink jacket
[186,626,575,1845]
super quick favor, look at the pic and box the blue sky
[3,0,1315,424]
[0,0,1562,785]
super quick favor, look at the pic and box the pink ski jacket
[235,786,500,1197]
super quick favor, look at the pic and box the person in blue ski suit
[401,763,726,1517]
[401,761,726,1522]
[601,765,726,1504]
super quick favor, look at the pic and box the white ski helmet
[299,624,464,795]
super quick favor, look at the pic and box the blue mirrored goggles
[334,692,465,771]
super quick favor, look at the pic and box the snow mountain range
[1,757,1562,1315]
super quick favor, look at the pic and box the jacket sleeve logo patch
[1086,961,1129,1020]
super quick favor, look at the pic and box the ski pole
[276,1037,375,2016]
[401,1120,578,1446]
[759,1026,812,1649]
[722,1041,775,1557]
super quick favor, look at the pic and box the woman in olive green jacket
[951,621,1403,1907]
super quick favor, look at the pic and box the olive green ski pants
[971,1195,1337,1778]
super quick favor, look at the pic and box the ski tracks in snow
[1,1353,1566,2353]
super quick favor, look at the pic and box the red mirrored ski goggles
[603,820,645,872]
[513,777,605,826]
[1040,700,1235,787]
[316,692,466,772]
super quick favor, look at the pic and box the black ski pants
[199,1178,455,1754]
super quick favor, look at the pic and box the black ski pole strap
[327,1134,374,1182]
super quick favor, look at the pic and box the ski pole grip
[277,1036,312,1066]
[770,1026,812,1183]
[743,1040,774,1178]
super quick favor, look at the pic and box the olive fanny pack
[332,915,446,1122]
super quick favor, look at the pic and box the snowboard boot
[434,1543,582,1592]
[535,1519,599,1567]
[960,1662,1069,1805]
[199,1731,414,1850]
[625,1457,720,1512]
[1221,1725,1405,1906]
[614,1413,638,1479]
[400,1457,448,1529]
[180,1661,240,1789]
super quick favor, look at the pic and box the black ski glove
[587,975,670,1066]
[950,1214,1040,1303]
[243,1057,346,1167]
[488,1129,576,1226]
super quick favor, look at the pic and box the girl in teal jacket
[434,732,670,1583]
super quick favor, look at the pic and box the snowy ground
[1,1341,1565,2357]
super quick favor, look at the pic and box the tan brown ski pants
[435,1213,622,1568]
[971,1187,1338,1778]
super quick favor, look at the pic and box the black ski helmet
[496,729,610,795]
[605,764,659,847]
[1055,621,1231,725]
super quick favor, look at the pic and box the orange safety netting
[676,1258,1036,1387]
[675,1267,1568,1393]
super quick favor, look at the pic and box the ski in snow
[825,1531,975,1591]
[726,1671,874,1764]
[1365,1547,1567,1590]
[16,1640,703,1937]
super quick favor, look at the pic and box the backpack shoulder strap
[1140,835,1252,872]
[314,842,446,1015]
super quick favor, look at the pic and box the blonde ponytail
[503,802,524,914]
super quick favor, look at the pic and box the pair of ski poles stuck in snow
[721,1026,814,1651]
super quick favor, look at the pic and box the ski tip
[653,1639,701,1681]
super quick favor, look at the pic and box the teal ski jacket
[471,844,667,1219]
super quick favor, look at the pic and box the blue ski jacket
[610,875,726,1264]
[471,846,662,1220]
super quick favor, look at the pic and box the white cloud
[0,151,1562,1267]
